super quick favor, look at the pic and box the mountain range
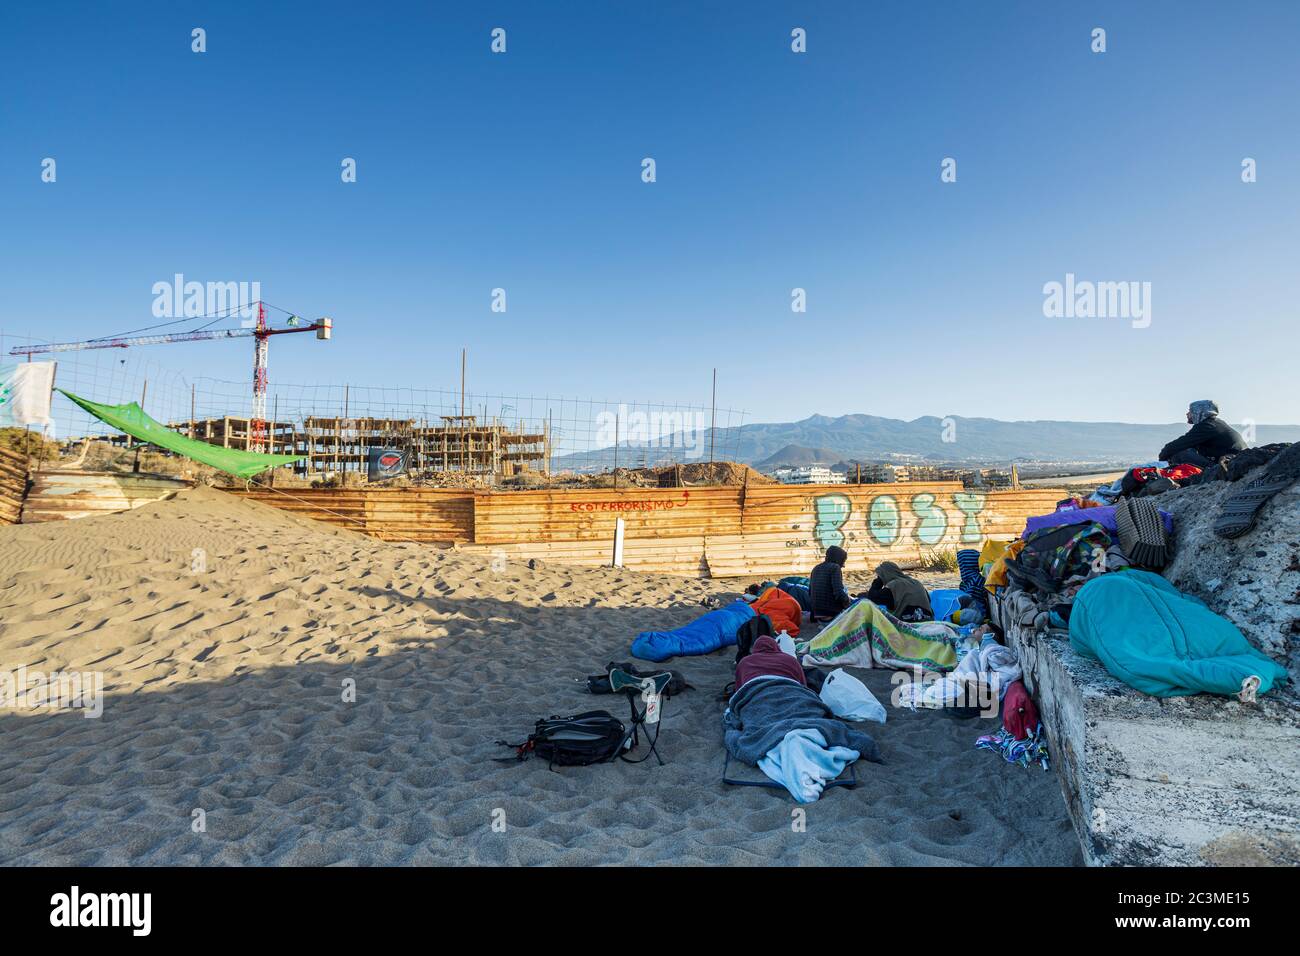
[553,413,1300,473]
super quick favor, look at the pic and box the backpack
[733,613,774,664]
[585,661,692,698]
[498,711,630,769]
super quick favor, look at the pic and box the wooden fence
[231,481,1065,578]
[20,471,193,523]
[0,447,28,526]
[232,487,475,543]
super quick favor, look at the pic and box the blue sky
[2,0,1297,426]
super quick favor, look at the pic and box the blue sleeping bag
[632,600,755,662]
[928,588,966,622]
[1069,569,1288,698]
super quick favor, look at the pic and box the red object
[1163,463,1202,482]
[750,586,802,638]
[1002,680,1039,740]
[735,636,807,690]
[1132,464,1202,485]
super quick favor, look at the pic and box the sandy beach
[0,488,1079,865]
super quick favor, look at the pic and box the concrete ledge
[998,604,1300,866]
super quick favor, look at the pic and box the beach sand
[0,488,1080,865]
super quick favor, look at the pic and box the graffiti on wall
[570,491,691,513]
[809,490,987,552]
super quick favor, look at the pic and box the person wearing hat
[1158,400,1247,467]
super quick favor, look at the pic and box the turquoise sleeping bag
[1069,569,1288,697]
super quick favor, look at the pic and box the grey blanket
[722,676,883,766]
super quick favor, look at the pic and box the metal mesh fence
[2,331,747,477]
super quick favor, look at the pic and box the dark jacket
[1158,417,1246,463]
[809,548,851,620]
[872,561,933,620]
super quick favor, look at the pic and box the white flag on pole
[0,362,56,427]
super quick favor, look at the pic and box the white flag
[0,362,56,427]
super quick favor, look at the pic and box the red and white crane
[8,302,332,453]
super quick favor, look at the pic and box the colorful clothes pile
[976,725,1050,770]
[1004,522,1111,596]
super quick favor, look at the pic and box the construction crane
[8,302,332,453]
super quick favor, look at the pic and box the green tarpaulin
[60,389,303,480]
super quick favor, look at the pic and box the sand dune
[0,488,1079,865]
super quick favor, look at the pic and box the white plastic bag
[819,668,887,724]
[776,630,797,657]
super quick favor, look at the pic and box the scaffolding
[2,330,748,482]
[171,413,552,478]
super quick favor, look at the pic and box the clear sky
[2,1,1297,426]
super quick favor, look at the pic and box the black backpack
[733,613,774,664]
[498,711,630,769]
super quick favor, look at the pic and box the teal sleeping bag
[1069,569,1288,698]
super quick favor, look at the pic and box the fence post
[611,516,625,568]
[709,369,716,464]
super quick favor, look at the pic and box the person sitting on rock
[1158,400,1247,468]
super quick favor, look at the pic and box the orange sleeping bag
[750,586,803,638]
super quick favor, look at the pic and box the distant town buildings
[766,461,1018,489]
[769,465,845,484]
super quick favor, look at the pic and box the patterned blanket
[797,600,959,671]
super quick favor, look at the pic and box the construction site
[1,307,747,488]
[169,413,551,480]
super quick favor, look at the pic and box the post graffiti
[811,491,987,552]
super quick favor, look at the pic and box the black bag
[499,710,630,769]
[585,661,691,698]
[733,613,774,664]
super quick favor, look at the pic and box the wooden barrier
[21,471,192,523]
[226,481,1066,577]
[231,487,475,544]
[706,484,1058,577]
[0,447,28,526]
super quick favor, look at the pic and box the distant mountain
[550,413,1300,473]
[754,444,843,469]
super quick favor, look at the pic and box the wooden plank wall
[21,471,193,523]
[706,483,1056,577]
[471,487,743,575]
[228,482,1066,577]
[0,447,28,526]
[230,487,476,544]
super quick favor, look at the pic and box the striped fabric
[957,548,987,607]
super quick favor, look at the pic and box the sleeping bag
[632,600,754,662]
[750,586,802,637]
[1069,569,1288,697]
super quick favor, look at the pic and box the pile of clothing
[988,495,1290,701]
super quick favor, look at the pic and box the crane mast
[251,302,271,452]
